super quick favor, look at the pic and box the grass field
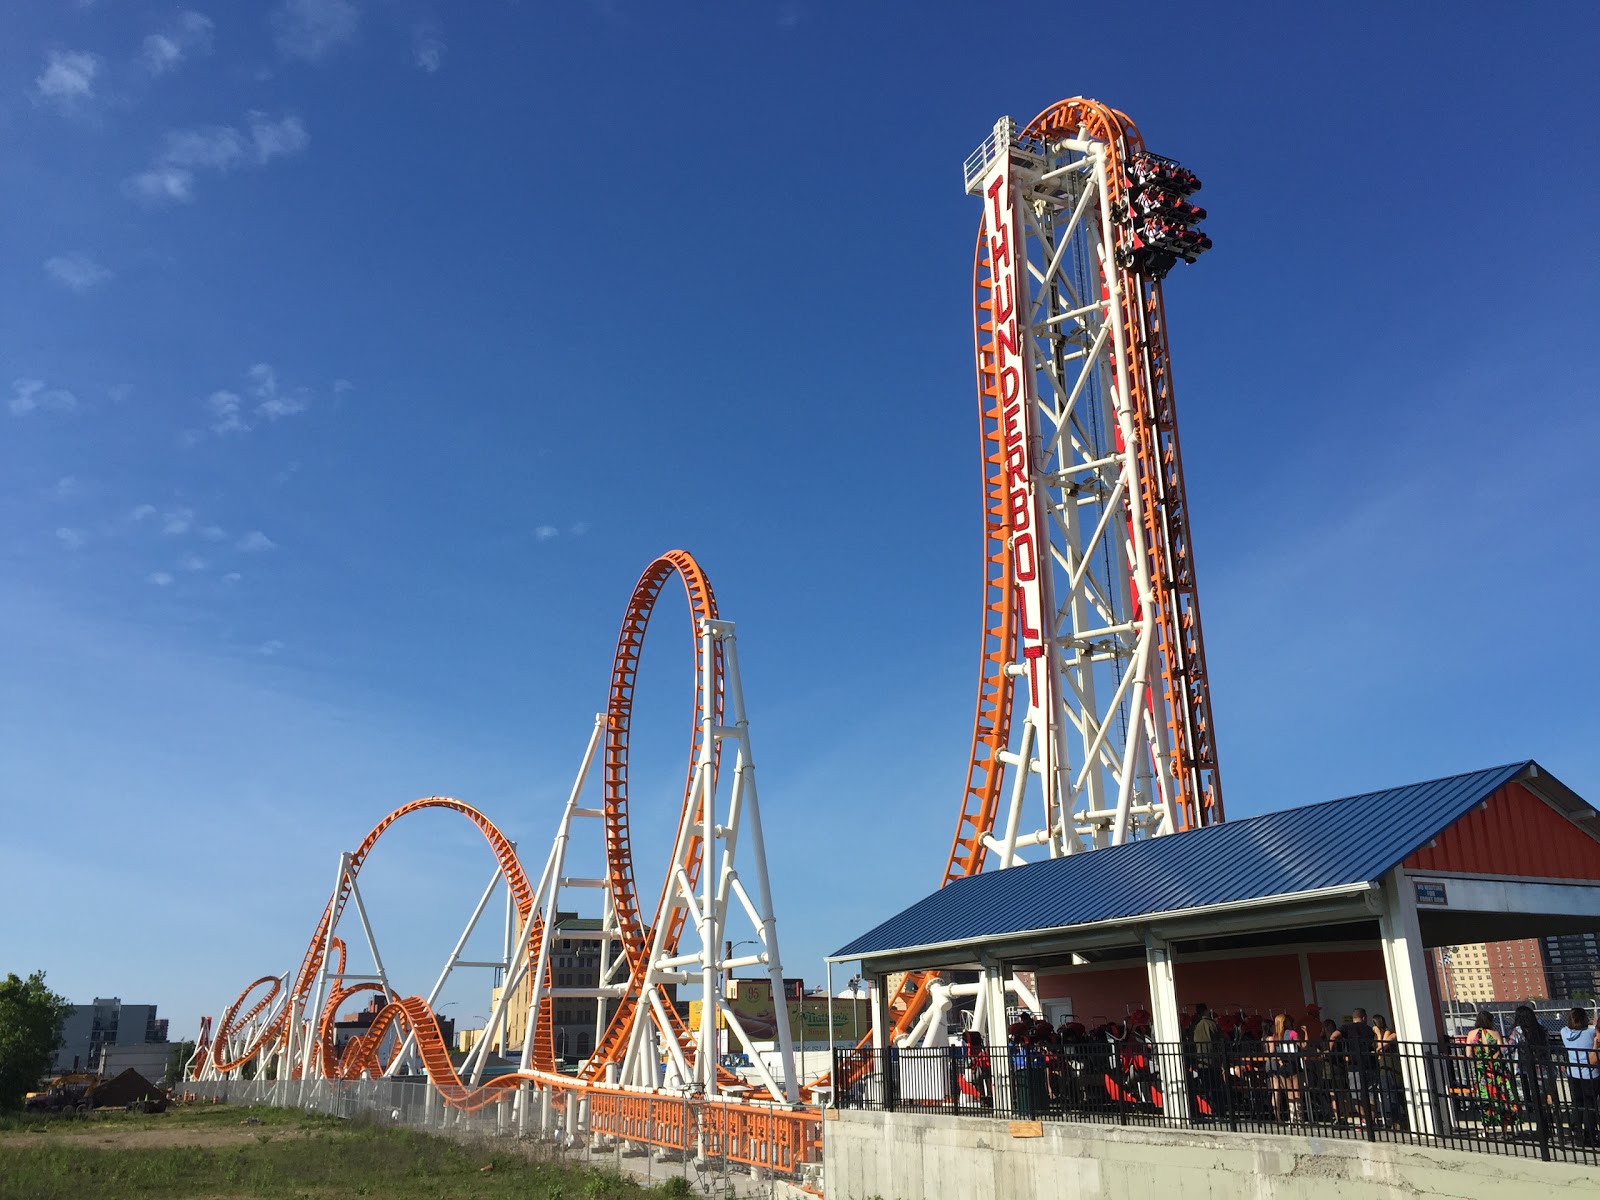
[0,1104,685,1200]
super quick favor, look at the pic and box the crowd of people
[944,1001,1600,1146]
[1459,1005,1599,1146]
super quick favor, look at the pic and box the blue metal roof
[833,761,1537,960]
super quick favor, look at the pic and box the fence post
[1118,1066,1129,1128]
[1222,1042,1236,1133]
[1363,1061,1375,1143]
[1535,1051,1552,1162]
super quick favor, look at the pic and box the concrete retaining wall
[824,1110,1598,1200]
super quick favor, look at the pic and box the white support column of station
[1142,932,1189,1118]
[1376,869,1441,1135]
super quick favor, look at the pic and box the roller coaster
[189,95,1224,1181]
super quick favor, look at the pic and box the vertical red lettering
[1014,532,1036,582]
[1000,366,1020,407]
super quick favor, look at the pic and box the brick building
[1485,938,1548,1001]
[1435,938,1551,1006]
[1435,943,1492,1003]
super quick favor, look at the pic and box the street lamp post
[1437,950,1456,1037]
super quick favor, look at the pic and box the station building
[837,762,1600,1057]
[825,761,1600,1198]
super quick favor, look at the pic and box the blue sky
[3,1,1597,1044]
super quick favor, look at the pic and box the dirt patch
[4,1122,313,1151]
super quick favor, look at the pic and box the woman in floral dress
[1465,1010,1514,1131]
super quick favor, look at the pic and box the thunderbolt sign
[983,166,1048,707]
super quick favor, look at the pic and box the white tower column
[1377,868,1440,1135]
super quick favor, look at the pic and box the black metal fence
[833,1039,1600,1165]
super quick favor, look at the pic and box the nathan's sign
[689,989,868,1048]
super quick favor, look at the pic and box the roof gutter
[827,880,1380,965]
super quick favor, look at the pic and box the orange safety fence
[552,1079,822,1178]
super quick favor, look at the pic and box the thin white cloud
[200,524,227,541]
[56,528,87,551]
[179,552,207,572]
[140,12,214,76]
[273,0,360,61]
[207,389,247,434]
[125,112,308,206]
[193,364,315,437]
[247,363,277,398]
[129,504,157,522]
[10,379,78,417]
[236,531,277,552]
[44,252,112,293]
[569,521,591,537]
[161,507,196,536]
[162,125,248,170]
[125,167,195,205]
[249,113,309,162]
[141,36,182,75]
[256,638,285,656]
[256,394,306,419]
[50,476,80,500]
[147,571,175,587]
[222,571,242,584]
[534,525,559,541]
[34,50,100,110]
[332,379,353,395]
[249,362,309,420]
[413,25,444,73]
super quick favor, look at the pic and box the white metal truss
[262,846,518,1085]
[197,616,797,1109]
[966,117,1179,861]
[496,615,797,1102]
[627,617,797,1101]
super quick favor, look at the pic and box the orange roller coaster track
[200,549,802,1126]
[206,797,556,1080]
[582,551,722,1084]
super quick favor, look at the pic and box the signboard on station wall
[689,980,868,1046]
[1414,881,1449,907]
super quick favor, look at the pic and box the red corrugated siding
[1403,782,1600,879]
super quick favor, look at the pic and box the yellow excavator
[24,1072,101,1114]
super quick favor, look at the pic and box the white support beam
[980,961,1009,1056]
[1377,868,1440,1136]
[867,971,889,1053]
[1143,932,1189,1119]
